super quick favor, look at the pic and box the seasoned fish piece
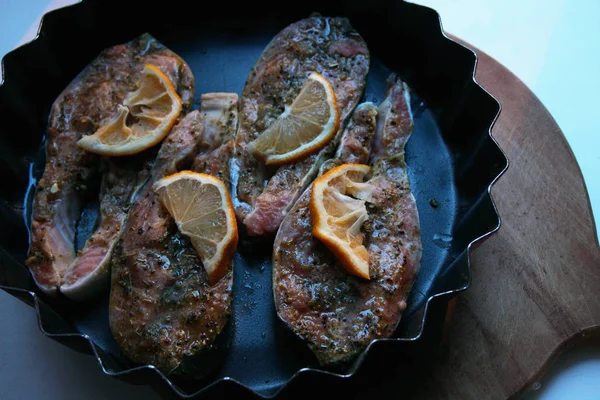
[110,112,205,372]
[26,33,194,296]
[110,94,239,374]
[273,76,422,365]
[232,15,370,236]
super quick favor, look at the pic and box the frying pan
[0,0,508,397]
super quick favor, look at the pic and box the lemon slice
[153,171,238,283]
[77,64,182,156]
[310,164,374,279]
[248,72,340,166]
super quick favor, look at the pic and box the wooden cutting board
[414,40,600,399]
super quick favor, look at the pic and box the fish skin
[192,93,239,183]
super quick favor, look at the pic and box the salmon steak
[109,94,239,374]
[232,15,370,237]
[273,76,422,365]
[26,33,194,298]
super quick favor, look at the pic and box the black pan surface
[0,1,507,397]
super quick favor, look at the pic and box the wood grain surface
[420,40,600,399]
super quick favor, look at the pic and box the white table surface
[1,0,599,399]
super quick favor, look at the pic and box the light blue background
[0,0,49,68]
